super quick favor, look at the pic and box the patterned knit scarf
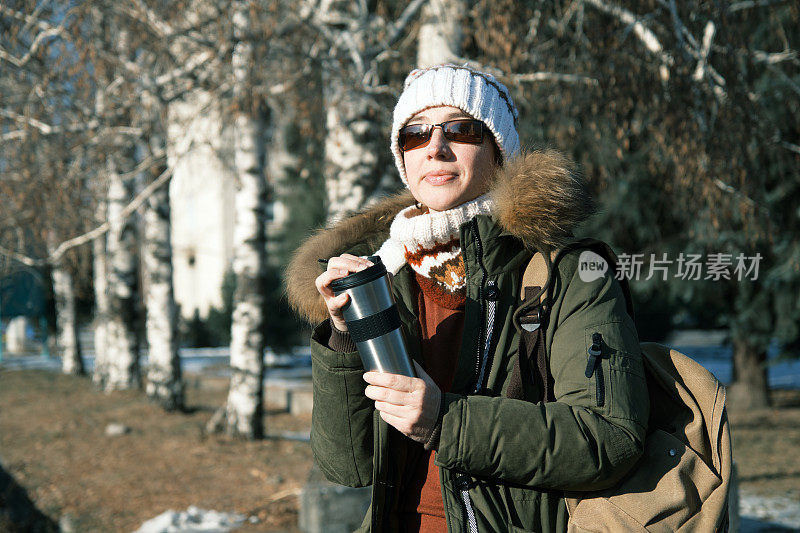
[375,194,495,309]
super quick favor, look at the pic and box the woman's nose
[426,127,451,158]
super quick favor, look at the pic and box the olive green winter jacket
[286,150,650,533]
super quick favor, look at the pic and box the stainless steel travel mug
[330,256,417,378]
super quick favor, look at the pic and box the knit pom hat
[390,64,520,186]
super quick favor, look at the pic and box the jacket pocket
[583,321,646,423]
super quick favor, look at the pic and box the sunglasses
[398,119,485,151]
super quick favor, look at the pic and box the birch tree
[417,0,466,67]
[92,227,110,387]
[104,155,141,391]
[207,0,269,439]
[1,2,228,393]
[142,112,184,411]
[0,3,95,372]
[51,260,84,375]
[310,0,427,222]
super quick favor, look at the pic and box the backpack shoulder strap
[519,250,550,302]
[510,240,636,403]
[516,238,635,327]
[507,249,556,402]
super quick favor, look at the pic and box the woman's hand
[314,254,373,332]
[363,361,441,444]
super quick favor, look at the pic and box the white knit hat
[390,64,520,186]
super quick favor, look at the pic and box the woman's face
[402,106,498,213]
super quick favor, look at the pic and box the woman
[287,65,649,532]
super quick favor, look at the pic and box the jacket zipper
[585,332,605,407]
[474,280,497,394]
[455,474,479,533]
[470,218,494,395]
[456,219,497,533]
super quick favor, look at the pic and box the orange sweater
[400,274,465,532]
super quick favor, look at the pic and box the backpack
[510,238,732,532]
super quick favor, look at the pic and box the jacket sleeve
[310,320,374,488]
[433,254,649,491]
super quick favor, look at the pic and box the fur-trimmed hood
[285,149,595,324]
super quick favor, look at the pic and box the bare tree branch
[0,109,65,135]
[691,21,726,96]
[0,245,41,267]
[0,120,146,144]
[0,26,63,67]
[155,50,215,86]
[728,0,788,12]
[582,0,674,81]
[781,141,800,155]
[376,0,428,52]
[0,5,61,31]
[713,178,757,206]
[48,164,174,264]
[513,72,599,85]
[113,0,173,38]
[753,49,798,64]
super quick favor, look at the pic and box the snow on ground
[133,506,251,533]
[739,492,800,532]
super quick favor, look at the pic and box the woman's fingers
[314,254,374,329]
[377,410,408,432]
[364,384,411,406]
[328,292,349,312]
[374,400,412,418]
[315,268,349,297]
[316,255,374,294]
[328,254,373,271]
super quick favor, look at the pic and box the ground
[0,370,311,532]
[0,369,799,532]
[728,388,800,501]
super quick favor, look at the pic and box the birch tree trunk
[317,0,427,222]
[90,8,111,388]
[143,131,184,410]
[104,156,141,391]
[323,74,385,223]
[209,0,267,439]
[52,262,84,375]
[92,206,110,388]
[417,0,465,67]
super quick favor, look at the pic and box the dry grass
[0,369,312,532]
[728,389,800,500]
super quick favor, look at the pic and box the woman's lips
[424,172,457,185]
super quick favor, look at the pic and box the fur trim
[285,190,415,324]
[285,149,594,324]
[490,149,596,252]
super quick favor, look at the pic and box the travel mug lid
[329,256,387,292]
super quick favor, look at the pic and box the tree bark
[52,263,84,375]
[143,144,184,411]
[323,72,387,223]
[92,208,110,388]
[104,156,141,391]
[210,0,267,439]
[729,336,770,409]
[417,0,465,67]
